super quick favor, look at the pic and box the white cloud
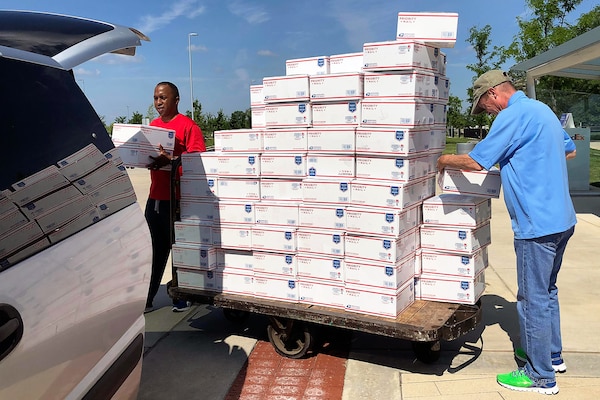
[74,67,101,76]
[190,44,208,52]
[257,49,275,56]
[92,53,144,65]
[227,0,269,24]
[137,0,206,34]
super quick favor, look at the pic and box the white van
[0,11,152,399]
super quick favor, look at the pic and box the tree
[146,104,157,122]
[446,96,469,136]
[114,116,127,124]
[230,110,251,129]
[465,25,507,137]
[506,1,600,117]
[128,111,143,124]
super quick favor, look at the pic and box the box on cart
[181,152,260,177]
[329,52,364,74]
[212,224,252,250]
[307,127,356,154]
[415,270,485,305]
[179,199,217,222]
[214,129,263,152]
[302,179,351,205]
[215,200,255,225]
[344,228,417,263]
[350,176,435,210]
[363,71,439,101]
[396,12,458,48]
[250,84,264,107]
[307,154,356,179]
[263,75,310,103]
[355,127,438,156]
[260,179,303,202]
[286,56,330,76]
[420,245,489,278]
[420,221,491,254]
[422,194,491,227]
[345,205,419,237]
[298,279,345,309]
[344,254,415,290]
[217,178,260,201]
[254,273,298,303]
[254,201,299,227]
[180,175,218,199]
[309,73,364,101]
[298,203,346,231]
[172,243,216,270]
[215,249,255,272]
[174,220,213,245]
[296,253,344,282]
[311,101,361,127]
[360,100,435,128]
[265,103,312,129]
[297,228,344,257]
[253,251,297,277]
[259,154,306,178]
[345,279,415,319]
[262,128,308,152]
[176,268,218,291]
[362,41,442,73]
[251,107,266,129]
[252,226,297,253]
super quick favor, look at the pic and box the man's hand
[146,144,172,170]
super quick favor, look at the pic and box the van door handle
[0,304,23,362]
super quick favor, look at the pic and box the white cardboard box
[345,279,414,318]
[172,243,216,270]
[363,71,438,101]
[1,237,50,268]
[174,220,213,245]
[252,226,297,252]
[307,127,356,153]
[0,220,45,259]
[254,201,299,227]
[220,270,255,296]
[360,100,434,128]
[182,152,260,177]
[180,175,218,199]
[396,12,458,48]
[212,224,252,250]
[109,145,166,170]
[95,191,138,219]
[296,254,344,282]
[9,166,70,206]
[250,84,264,107]
[48,207,101,244]
[21,185,82,219]
[262,128,308,152]
[309,73,364,101]
[179,199,217,222]
[214,129,263,152]
[253,273,298,303]
[260,179,303,202]
[35,195,96,234]
[265,103,312,129]
[311,101,361,127]
[362,41,442,73]
[420,246,489,278]
[298,279,345,309]
[73,162,128,195]
[344,228,417,263]
[253,251,296,276]
[422,194,492,227]
[111,123,175,151]
[251,106,266,129]
[263,75,310,103]
[87,174,135,206]
[259,154,306,178]
[416,270,485,305]
[215,200,256,225]
[296,229,344,257]
[298,203,346,231]
[440,168,502,198]
[103,148,123,166]
[302,179,351,205]
[436,75,450,101]
[344,254,415,290]
[329,52,364,74]
[350,176,435,210]
[0,207,29,237]
[306,154,355,179]
[0,191,17,215]
[345,205,419,237]
[217,178,260,201]
[286,56,330,76]
[355,155,429,182]
[355,127,438,156]
[57,144,109,181]
[420,222,492,254]
[215,249,255,272]
[177,268,218,291]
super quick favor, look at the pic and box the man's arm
[436,153,484,173]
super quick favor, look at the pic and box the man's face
[153,84,178,118]
[477,87,503,116]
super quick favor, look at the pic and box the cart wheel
[267,317,313,359]
[411,340,441,364]
[222,308,250,323]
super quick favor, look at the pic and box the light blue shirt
[469,91,576,239]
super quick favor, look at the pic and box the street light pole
[188,32,198,122]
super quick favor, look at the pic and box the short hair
[156,81,180,98]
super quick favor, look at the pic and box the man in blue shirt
[437,70,577,395]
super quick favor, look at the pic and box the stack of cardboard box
[173,12,469,318]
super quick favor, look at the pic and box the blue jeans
[515,226,574,383]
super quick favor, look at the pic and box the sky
[4,0,598,123]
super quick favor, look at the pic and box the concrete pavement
[127,164,600,399]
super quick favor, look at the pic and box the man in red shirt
[145,82,206,312]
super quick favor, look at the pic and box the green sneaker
[497,369,559,395]
[515,347,527,362]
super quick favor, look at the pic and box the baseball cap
[471,70,511,115]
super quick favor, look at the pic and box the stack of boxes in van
[174,11,462,318]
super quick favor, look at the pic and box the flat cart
[167,158,482,363]
[168,284,481,363]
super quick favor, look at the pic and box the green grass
[443,137,600,187]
